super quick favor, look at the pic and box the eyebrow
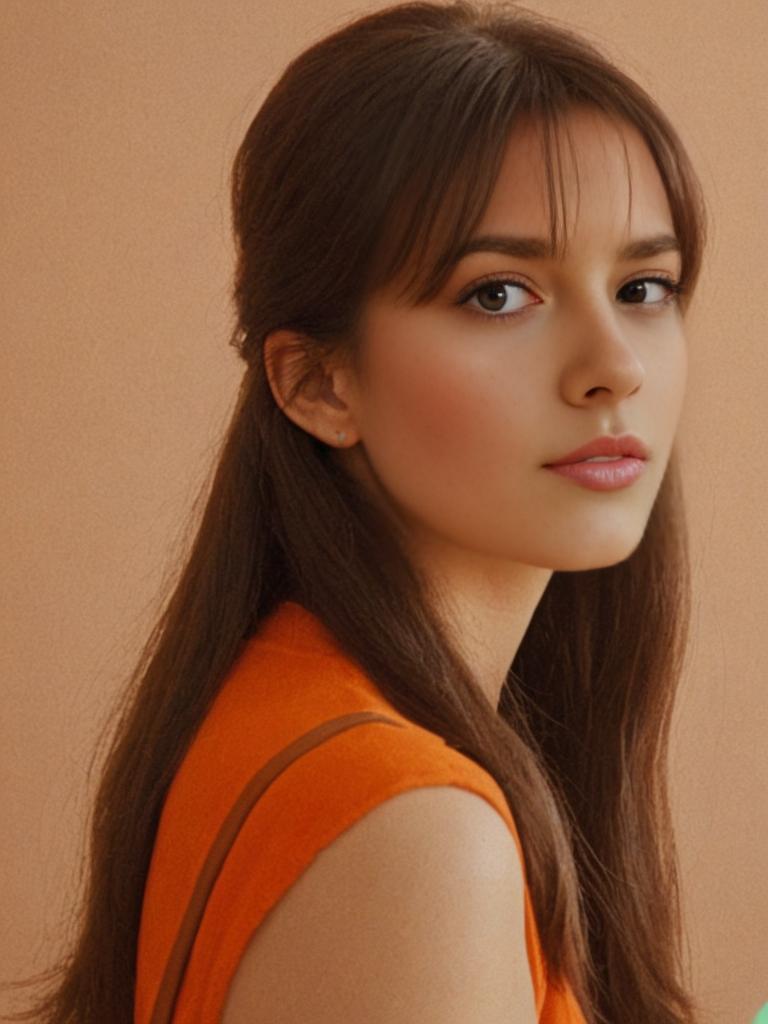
[452,232,681,264]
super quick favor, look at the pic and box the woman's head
[266,105,688,582]
[232,0,705,590]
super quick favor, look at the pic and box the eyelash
[457,273,686,323]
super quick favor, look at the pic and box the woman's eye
[617,277,683,306]
[458,274,683,323]
[459,279,536,321]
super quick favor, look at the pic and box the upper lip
[544,433,649,466]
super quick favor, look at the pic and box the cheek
[358,331,534,507]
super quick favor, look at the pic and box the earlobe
[262,328,357,448]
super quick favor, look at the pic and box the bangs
[362,82,645,310]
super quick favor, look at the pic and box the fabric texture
[134,599,587,1023]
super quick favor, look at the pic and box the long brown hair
[3,2,708,1021]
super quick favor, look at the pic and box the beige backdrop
[2,2,766,1021]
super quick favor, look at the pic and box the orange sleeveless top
[134,600,587,1023]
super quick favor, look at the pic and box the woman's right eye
[458,276,540,323]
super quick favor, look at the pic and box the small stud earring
[336,431,347,444]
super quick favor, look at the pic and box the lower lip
[544,457,647,490]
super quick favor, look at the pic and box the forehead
[480,106,674,247]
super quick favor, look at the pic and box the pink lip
[545,458,646,491]
[544,433,649,466]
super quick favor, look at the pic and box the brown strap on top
[149,710,406,1024]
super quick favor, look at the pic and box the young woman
[4,2,708,1022]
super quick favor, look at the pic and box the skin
[264,105,687,711]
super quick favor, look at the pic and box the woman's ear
[262,329,359,447]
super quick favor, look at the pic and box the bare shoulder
[221,785,537,1024]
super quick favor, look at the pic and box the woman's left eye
[457,274,684,322]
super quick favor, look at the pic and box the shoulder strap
[148,710,406,1024]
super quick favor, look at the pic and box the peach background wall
[2,2,766,1021]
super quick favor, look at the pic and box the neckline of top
[250,599,343,657]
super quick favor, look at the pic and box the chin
[553,539,644,572]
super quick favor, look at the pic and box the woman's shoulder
[133,601,547,1023]
[220,783,537,1024]
[183,715,539,1023]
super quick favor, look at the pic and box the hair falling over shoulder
[3,3,708,1022]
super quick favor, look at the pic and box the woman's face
[342,106,687,574]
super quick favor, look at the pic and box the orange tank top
[134,600,587,1023]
